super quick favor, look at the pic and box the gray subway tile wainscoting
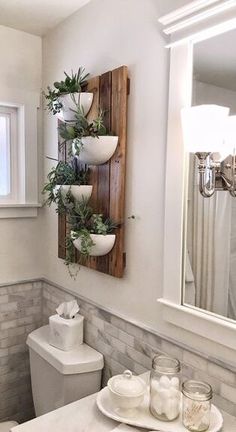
[0,279,236,423]
[0,281,42,423]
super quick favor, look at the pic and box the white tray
[97,387,223,432]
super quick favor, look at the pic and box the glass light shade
[181,104,230,153]
[224,115,236,156]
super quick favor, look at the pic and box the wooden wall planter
[58,65,129,278]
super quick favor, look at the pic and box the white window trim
[0,87,41,218]
[0,106,18,204]
[158,0,236,352]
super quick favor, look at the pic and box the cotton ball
[170,377,179,389]
[158,387,172,400]
[159,375,171,389]
[152,394,163,415]
[171,398,180,418]
[151,380,160,394]
[165,399,179,421]
[169,387,181,400]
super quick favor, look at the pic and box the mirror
[184,28,236,321]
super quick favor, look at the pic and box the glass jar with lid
[150,355,181,421]
[182,380,212,432]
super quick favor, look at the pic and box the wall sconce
[181,105,236,198]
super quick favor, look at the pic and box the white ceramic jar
[150,355,181,422]
[107,370,146,417]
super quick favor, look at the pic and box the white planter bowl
[57,92,93,122]
[53,185,93,202]
[71,232,116,256]
[73,136,119,165]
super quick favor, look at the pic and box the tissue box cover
[49,314,84,351]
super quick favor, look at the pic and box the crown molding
[159,0,236,37]
[158,0,221,26]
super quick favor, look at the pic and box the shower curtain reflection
[186,155,232,317]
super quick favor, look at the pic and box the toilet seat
[0,421,18,432]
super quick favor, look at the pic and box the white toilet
[26,325,104,416]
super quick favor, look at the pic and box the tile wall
[0,281,42,423]
[43,280,236,417]
[0,278,235,424]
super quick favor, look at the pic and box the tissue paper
[56,300,79,319]
[49,300,84,351]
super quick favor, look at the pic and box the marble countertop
[11,392,236,432]
[11,372,236,432]
[11,392,117,432]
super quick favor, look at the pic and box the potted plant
[59,109,119,165]
[43,68,93,122]
[43,160,92,210]
[67,200,117,258]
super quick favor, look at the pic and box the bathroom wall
[0,281,42,423]
[41,0,236,368]
[42,280,236,416]
[42,0,168,353]
[1,277,236,423]
[0,25,43,284]
[40,0,236,370]
[1,0,236,424]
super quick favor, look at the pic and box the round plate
[96,387,223,432]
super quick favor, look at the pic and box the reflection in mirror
[185,29,236,321]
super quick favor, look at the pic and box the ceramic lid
[26,325,104,375]
[108,370,146,396]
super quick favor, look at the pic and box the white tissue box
[49,313,84,351]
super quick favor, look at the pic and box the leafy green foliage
[42,161,89,209]
[66,200,118,262]
[58,108,108,156]
[43,68,89,114]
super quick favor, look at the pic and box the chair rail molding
[158,0,236,354]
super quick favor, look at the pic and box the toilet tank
[27,325,104,416]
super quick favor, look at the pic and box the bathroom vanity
[10,373,236,432]
[10,391,236,432]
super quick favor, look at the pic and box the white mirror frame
[158,0,236,351]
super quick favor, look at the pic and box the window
[0,91,40,218]
[0,106,17,203]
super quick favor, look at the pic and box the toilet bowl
[27,325,104,416]
[0,421,18,432]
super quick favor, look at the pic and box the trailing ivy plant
[43,68,89,115]
[42,160,89,212]
[58,108,108,156]
[66,200,118,265]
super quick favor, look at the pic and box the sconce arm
[196,152,215,198]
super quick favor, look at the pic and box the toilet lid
[26,325,104,375]
[0,421,18,432]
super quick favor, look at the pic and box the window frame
[0,105,18,204]
[0,89,41,218]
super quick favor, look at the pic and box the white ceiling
[194,28,236,92]
[0,0,90,36]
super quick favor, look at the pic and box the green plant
[43,68,89,114]
[59,108,107,156]
[42,160,89,209]
[66,200,118,263]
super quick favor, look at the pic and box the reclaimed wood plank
[96,71,112,274]
[58,122,67,259]
[58,66,128,278]
[108,66,128,277]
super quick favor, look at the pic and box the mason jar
[150,355,181,421]
[182,380,212,432]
